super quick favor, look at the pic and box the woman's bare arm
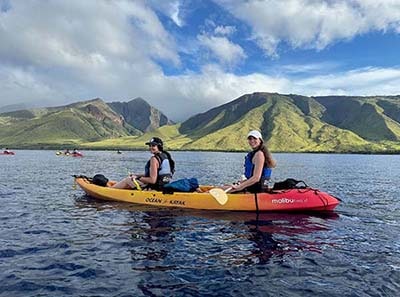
[138,157,158,184]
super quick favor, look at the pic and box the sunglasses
[148,144,158,147]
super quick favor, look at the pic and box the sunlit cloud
[197,34,247,67]
[215,0,400,56]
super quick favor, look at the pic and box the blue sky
[1,0,400,120]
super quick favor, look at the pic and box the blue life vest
[144,152,173,188]
[244,150,272,180]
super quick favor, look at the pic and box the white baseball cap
[247,130,262,140]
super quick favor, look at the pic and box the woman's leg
[111,176,135,189]
[111,176,146,189]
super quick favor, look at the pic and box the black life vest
[144,152,173,189]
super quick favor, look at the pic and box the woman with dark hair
[228,130,276,193]
[112,137,175,190]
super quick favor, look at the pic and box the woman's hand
[227,183,241,193]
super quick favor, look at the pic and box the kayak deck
[74,177,340,212]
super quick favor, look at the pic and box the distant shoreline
[4,146,400,155]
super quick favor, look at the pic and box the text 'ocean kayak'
[74,177,340,212]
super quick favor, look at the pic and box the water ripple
[0,151,399,296]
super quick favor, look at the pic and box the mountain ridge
[107,97,173,132]
[0,97,171,147]
[1,93,400,153]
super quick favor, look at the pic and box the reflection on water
[244,212,338,264]
[75,195,339,269]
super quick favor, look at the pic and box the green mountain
[83,93,400,153]
[0,99,141,148]
[108,97,173,132]
[2,93,400,152]
[174,93,373,152]
[313,95,400,142]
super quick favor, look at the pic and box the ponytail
[161,150,175,174]
[259,141,276,168]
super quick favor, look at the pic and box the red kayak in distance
[71,152,83,157]
[0,151,15,155]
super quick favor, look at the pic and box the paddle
[209,187,232,205]
[127,170,142,191]
[132,178,142,191]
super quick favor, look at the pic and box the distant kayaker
[228,130,276,193]
[112,137,175,190]
[64,149,70,155]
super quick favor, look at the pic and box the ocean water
[0,150,399,296]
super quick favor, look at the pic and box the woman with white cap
[228,130,276,193]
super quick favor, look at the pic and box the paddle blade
[209,188,228,205]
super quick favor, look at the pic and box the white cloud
[116,63,285,120]
[0,65,64,106]
[170,1,184,27]
[148,0,184,27]
[0,0,179,67]
[197,34,247,66]
[215,0,400,56]
[280,62,340,75]
[0,0,179,107]
[293,67,400,96]
[165,64,288,113]
[214,25,236,36]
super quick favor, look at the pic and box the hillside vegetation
[0,99,140,147]
[2,93,400,153]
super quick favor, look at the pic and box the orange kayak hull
[75,177,340,212]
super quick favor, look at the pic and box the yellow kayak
[74,177,339,212]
